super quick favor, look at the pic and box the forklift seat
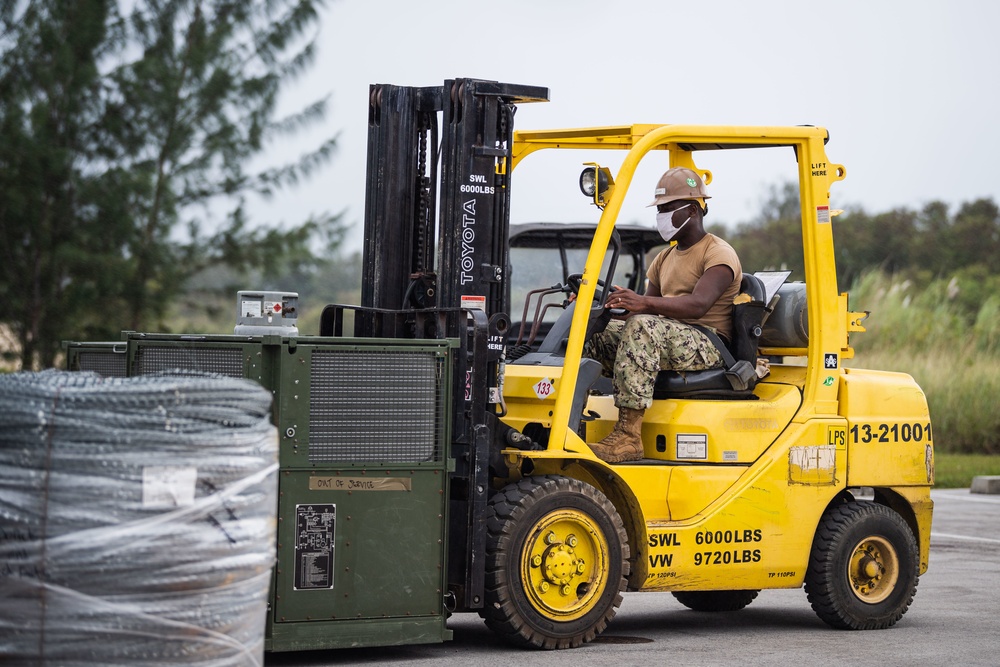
[652,273,769,400]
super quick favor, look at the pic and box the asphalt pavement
[266,488,1000,667]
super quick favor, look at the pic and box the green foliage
[848,270,1000,454]
[167,249,363,336]
[933,453,1000,489]
[725,181,1000,297]
[726,182,805,280]
[974,295,1000,353]
[850,269,1000,355]
[0,1,123,368]
[832,207,918,287]
[0,0,342,369]
[284,250,364,334]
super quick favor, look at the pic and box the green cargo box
[68,332,456,651]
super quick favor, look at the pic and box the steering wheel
[566,273,629,315]
[565,273,605,300]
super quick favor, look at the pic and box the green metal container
[67,332,456,651]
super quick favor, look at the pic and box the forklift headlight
[579,167,601,198]
[579,163,614,207]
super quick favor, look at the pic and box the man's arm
[609,265,734,319]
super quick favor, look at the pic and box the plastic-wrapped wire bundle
[0,370,279,667]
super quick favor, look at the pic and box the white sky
[257,0,1000,252]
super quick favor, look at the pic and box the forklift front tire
[481,475,629,649]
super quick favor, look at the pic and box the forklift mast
[361,78,548,319]
[353,79,548,610]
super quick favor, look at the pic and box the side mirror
[579,163,615,208]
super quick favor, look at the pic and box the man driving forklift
[584,167,743,463]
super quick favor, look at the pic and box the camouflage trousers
[583,315,724,409]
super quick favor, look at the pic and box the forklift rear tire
[481,475,629,649]
[671,589,759,612]
[804,501,919,630]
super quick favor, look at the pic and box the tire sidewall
[819,503,919,626]
[496,477,626,641]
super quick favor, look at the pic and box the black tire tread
[804,501,919,630]
[672,589,760,612]
[479,475,630,649]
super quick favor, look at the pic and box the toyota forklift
[67,78,934,651]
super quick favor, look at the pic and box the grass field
[849,346,1000,455]
[933,452,1000,489]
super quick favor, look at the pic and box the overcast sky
[257,0,1000,252]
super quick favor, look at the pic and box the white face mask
[656,203,692,243]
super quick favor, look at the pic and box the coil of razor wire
[0,370,279,667]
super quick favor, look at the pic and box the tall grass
[847,271,1000,454]
[934,453,1000,488]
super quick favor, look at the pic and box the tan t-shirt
[646,234,743,341]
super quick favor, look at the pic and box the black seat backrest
[730,274,768,363]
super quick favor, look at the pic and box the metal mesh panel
[133,345,245,378]
[75,350,128,378]
[309,349,444,463]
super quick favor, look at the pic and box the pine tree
[0,0,341,369]
[0,1,122,368]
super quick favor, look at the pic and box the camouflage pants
[583,315,724,409]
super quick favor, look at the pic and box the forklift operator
[584,167,743,464]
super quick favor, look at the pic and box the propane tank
[760,283,808,348]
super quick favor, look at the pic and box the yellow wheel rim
[520,508,609,622]
[847,535,899,604]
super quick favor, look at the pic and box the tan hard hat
[647,167,711,207]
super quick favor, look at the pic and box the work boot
[589,407,645,463]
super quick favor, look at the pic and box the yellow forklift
[328,79,933,649]
[492,123,933,647]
